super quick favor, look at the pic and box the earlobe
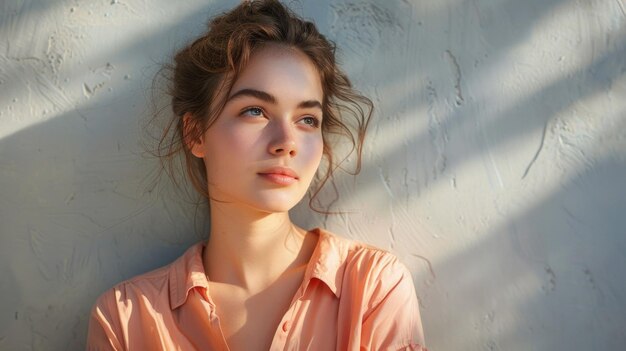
[183,113,205,158]
[191,142,205,158]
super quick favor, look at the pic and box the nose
[268,121,297,157]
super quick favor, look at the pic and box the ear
[182,112,205,158]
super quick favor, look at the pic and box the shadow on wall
[422,154,626,350]
[1,0,625,349]
[0,0,229,349]
[323,0,625,205]
[0,82,208,350]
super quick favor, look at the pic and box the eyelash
[240,106,265,117]
[301,116,321,128]
[239,107,321,128]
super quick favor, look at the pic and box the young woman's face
[191,45,324,213]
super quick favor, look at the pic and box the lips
[257,167,299,185]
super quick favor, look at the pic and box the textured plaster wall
[1,0,625,350]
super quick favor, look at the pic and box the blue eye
[241,107,264,117]
[301,116,320,128]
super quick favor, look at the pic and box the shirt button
[282,320,291,332]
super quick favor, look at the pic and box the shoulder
[88,262,175,350]
[317,228,414,298]
[317,229,426,349]
[320,227,409,271]
[88,243,205,349]
[316,229,425,348]
[95,263,171,309]
[92,242,203,313]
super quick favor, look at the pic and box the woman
[87,0,426,350]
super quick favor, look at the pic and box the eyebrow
[227,88,322,110]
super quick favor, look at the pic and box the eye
[240,107,265,118]
[299,116,321,128]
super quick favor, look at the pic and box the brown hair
[155,0,372,210]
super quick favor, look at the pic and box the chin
[242,188,308,214]
[253,201,299,214]
[247,194,305,214]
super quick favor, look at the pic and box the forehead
[230,44,324,103]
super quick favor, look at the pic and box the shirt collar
[168,228,347,310]
[302,228,347,299]
[168,242,209,310]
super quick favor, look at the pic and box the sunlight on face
[191,44,325,214]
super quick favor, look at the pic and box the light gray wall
[1,0,625,350]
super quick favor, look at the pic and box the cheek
[205,124,255,156]
[305,135,324,168]
[202,131,247,178]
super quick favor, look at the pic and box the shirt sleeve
[360,255,427,351]
[86,289,125,351]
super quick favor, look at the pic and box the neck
[203,202,311,293]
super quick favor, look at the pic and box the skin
[186,44,325,349]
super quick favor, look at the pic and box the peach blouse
[87,228,426,350]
